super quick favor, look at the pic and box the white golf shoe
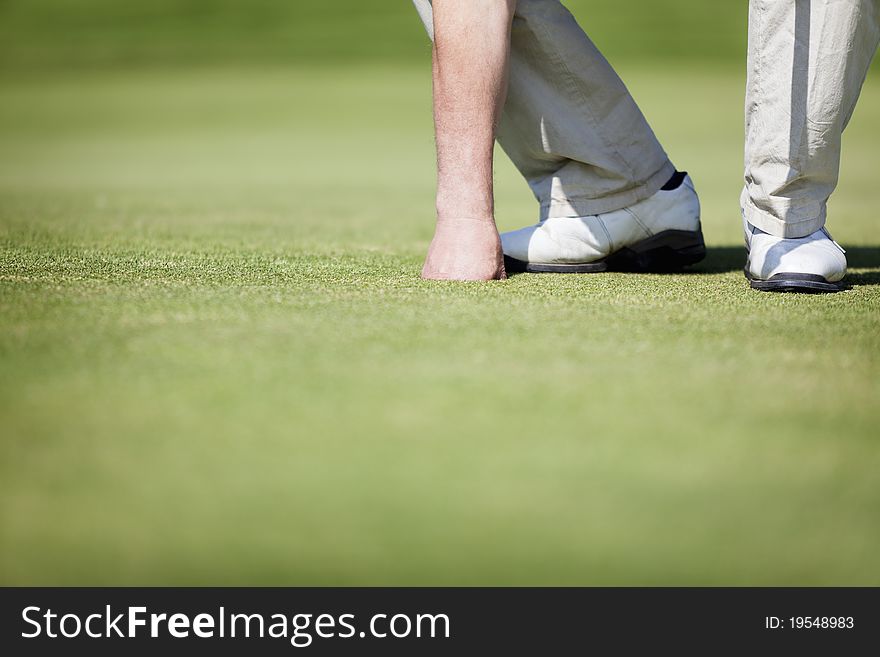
[501,172,704,273]
[743,217,847,292]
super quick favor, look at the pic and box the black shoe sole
[503,228,706,274]
[745,270,847,293]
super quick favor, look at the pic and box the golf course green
[1,1,878,585]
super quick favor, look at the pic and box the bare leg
[421,0,514,281]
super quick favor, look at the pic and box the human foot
[421,219,507,281]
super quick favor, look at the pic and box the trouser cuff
[740,187,826,238]
[539,160,676,220]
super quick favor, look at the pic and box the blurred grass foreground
[1,1,879,585]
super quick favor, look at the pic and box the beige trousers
[412,0,675,219]
[743,0,880,238]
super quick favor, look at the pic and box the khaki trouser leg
[413,0,675,219]
[743,0,880,238]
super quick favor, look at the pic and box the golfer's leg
[743,0,880,238]
[419,0,514,281]
[501,0,674,219]
[413,0,675,271]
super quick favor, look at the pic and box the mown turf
[1,63,879,585]
[0,0,748,71]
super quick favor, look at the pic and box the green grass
[0,0,748,71]
[1,62,879,585]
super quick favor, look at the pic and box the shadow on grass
[841,247,880,286]
[694,246,744,273]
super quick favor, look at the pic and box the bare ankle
[434,216,498,228]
